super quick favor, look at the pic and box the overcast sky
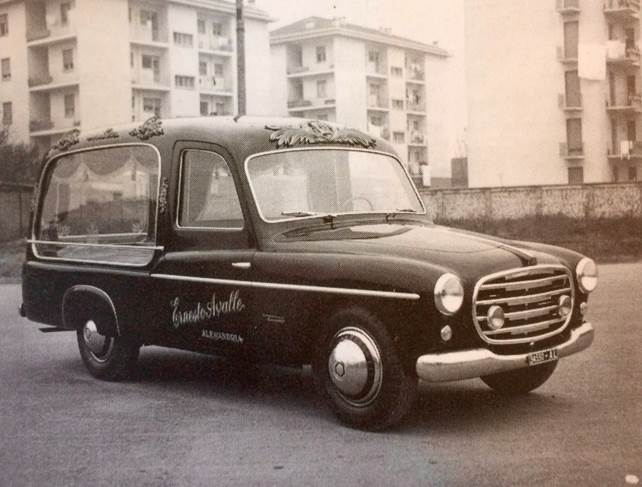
[253,0,465,56]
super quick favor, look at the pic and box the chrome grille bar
[472,265,575,345]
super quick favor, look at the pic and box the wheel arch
[62,285,121,337]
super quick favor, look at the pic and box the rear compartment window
[35,145,160,266]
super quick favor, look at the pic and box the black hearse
[21,117,597,429]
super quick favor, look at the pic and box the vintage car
[21,116,597,430]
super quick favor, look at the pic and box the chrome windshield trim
[151,273,421,300]
[242,146,427,225]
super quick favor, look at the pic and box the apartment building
[466,0,642,187]
[0,0,271,154]
[270,17,451,187]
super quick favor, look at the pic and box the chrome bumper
[416,322,594,383]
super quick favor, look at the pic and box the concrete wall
[421,182,642,221]
[244,17,272,116]
[0,1,29,145]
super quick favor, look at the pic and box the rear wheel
[77,318,140,381]
[312,308,416,430]
[481,361,558,395]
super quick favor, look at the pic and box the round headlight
[576,257,598,294]
[434,273,464,316]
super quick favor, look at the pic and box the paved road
[1,263,640,486]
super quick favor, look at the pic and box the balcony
[560,142,585,160]
[288,99,312,109]
[29,120,54,132]
[406,66,425,82]
[606,41,641,67]
[199,76,232,95]
[557,0,581,14]
[557,46,578,64]
[604,0,640,20]
[406,102,426,113]
[608,140,642,158]
[29,119,80,135]
[130,25,168,46]
[368,97,389,110]
[559,93,583,112]
[26,29,51,42]
[367,124,390,140]
[287,98,336,113]
[408,131,426,146]
[28,76,53,88]
[606,94,642,113]
[198,37,233,55]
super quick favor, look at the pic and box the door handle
[231,262,251,270]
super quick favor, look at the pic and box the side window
[36,145,160,265]
[178,150,244,229]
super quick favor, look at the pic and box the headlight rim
[434,272,465,316]
[576,257,598,294]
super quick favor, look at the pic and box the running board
[39,327,72,333]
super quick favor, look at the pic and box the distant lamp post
[236,0,246,116]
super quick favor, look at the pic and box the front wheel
[481,361,558,395]
[77,319,140,381]
[312,308,416,430]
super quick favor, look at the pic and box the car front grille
[472,265,574,345]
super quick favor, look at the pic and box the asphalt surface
[0,263,641,487]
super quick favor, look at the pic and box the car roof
[50,116,398,165]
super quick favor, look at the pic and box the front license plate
[528,348,559,366]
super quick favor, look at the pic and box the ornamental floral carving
[87,128,119,142]
[266,121,377,149]
[129,116,164,141]
[158,177,169,215]
[47,129,81,157]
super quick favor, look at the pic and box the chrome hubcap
[82,320,113,362]
[328,327,383,407]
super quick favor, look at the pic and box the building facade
[466,0,642,187]
[0,0,272,154]
[269,17,451,186]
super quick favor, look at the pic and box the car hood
[270,221,565,283]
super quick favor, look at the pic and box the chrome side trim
[151,273,421,300]
[61,285,121,336]
[28,239,163,251]
[243,146,427,225]
[416,322,594,383]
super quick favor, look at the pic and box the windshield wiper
[281,211,320,217]
[385,208,418,222]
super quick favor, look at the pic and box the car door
[151,142,258,356]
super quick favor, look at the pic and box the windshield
[246,149,424,222]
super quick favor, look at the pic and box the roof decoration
[129,116,164,141]
[46,129,81,157]
[266,121,377,149]
[87,128,119,142]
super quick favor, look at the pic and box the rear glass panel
[35,145,160,265]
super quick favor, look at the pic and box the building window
[1,58,10,81]
[566,118,583,155]
[317,79,327,98]
[317,114,329,121]
[0,14,7,37]
[173,32,193,47]
[629,166,638,181]
[316,45,326,63]
[199,61,207,76]
[2,102,12,125]
[216,102,225,114]
[391,67,403,77]
[200,101,209,116]
[214,63,224,76]
[64,94,75,118]
[197,19,205,34]
[130,51,134,67]
[143,97,162,117]
[564,21,579,59]
[392,99,404,110]
[212,22,223,36]
[62,49,74,71]
[368,50,380,64]
[393,131,405,143]
[175,75,195,89]
[60,2,72,26]
[568,167,583,185]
